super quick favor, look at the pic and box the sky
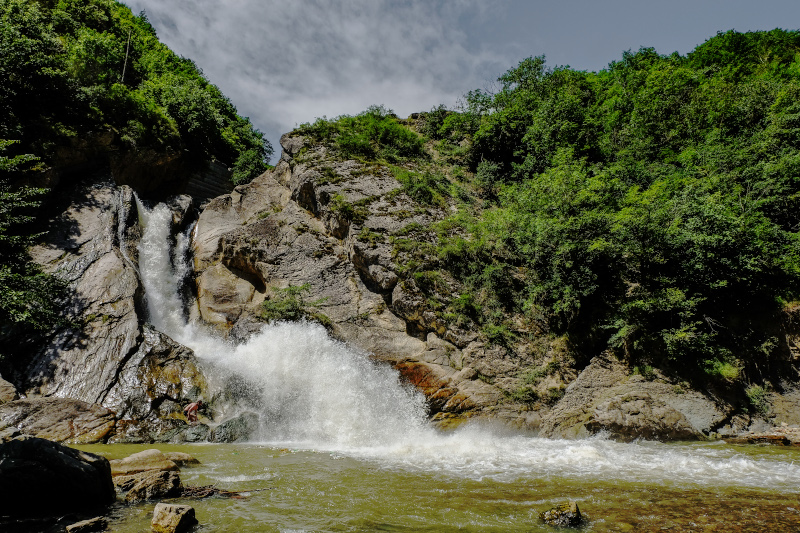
[122,0,800,160]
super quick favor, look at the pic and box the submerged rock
[163,451,200,466]
[151,503,198,533]
[0,436,115,517]
[540,501,583,528]
[65,516,108,533]
[0,397,115,444]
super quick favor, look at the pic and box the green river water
[75,439,800,532]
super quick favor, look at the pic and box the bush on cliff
[0,141,67,361]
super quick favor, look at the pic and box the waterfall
[136,199,800,490]
[137,199,429,446]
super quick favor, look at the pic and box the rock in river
[0,436,115,517]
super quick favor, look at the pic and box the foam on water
[137,200,800,491]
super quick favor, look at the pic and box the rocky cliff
[189,131,800,437]
[6,125,800,443]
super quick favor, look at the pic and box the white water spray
[137,199,800,490]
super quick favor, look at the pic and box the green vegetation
[419,29,800,385]
[0,141,68,360]
[294,105,424,163]
[0,0,271,184]
[260,284,330,328]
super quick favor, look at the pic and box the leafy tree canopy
[0,0,271,184]
[420,29,800,384]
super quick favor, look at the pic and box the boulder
[210,412,259,442]
[0,375,18,404]
[123,470,182,502]
[0,436,115,517]
[109,449,179,476]
[540,501,583,528]
[539,352,729,440]
[66,516,108,533]
[151,503,198,533]
[0,397,115,444]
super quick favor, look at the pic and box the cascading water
[136,199,800,491]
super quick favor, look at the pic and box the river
[108,200,800,531]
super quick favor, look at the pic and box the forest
[299,29,800,389]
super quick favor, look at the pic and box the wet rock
[210,412,259,442]
[0,436,115,517]
[102,326,209,433]
[66,516,107,532]
[0,397,115,444]
[123,470,182,502]
[540,501,583,527]
[154,423,211,443]
[163,452,200,466]
[108,418,187,444]
[109,449,179,476]
[724,425,800,446]
[151,503,198,533]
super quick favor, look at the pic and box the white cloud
[123,0,505,156]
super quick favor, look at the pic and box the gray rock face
[102,326,208,440]
[539,353,729,440]
[0,397,115,444]
[0,436,115,517]
[25,180,142,403]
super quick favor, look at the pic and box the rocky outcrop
[110,449,184,502]
[191,135,514,424]
[0,397,115,444]
[103,326,208,443]
[0,436,115,517]
[539,353,729,440]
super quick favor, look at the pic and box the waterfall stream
[136,200,800,490]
